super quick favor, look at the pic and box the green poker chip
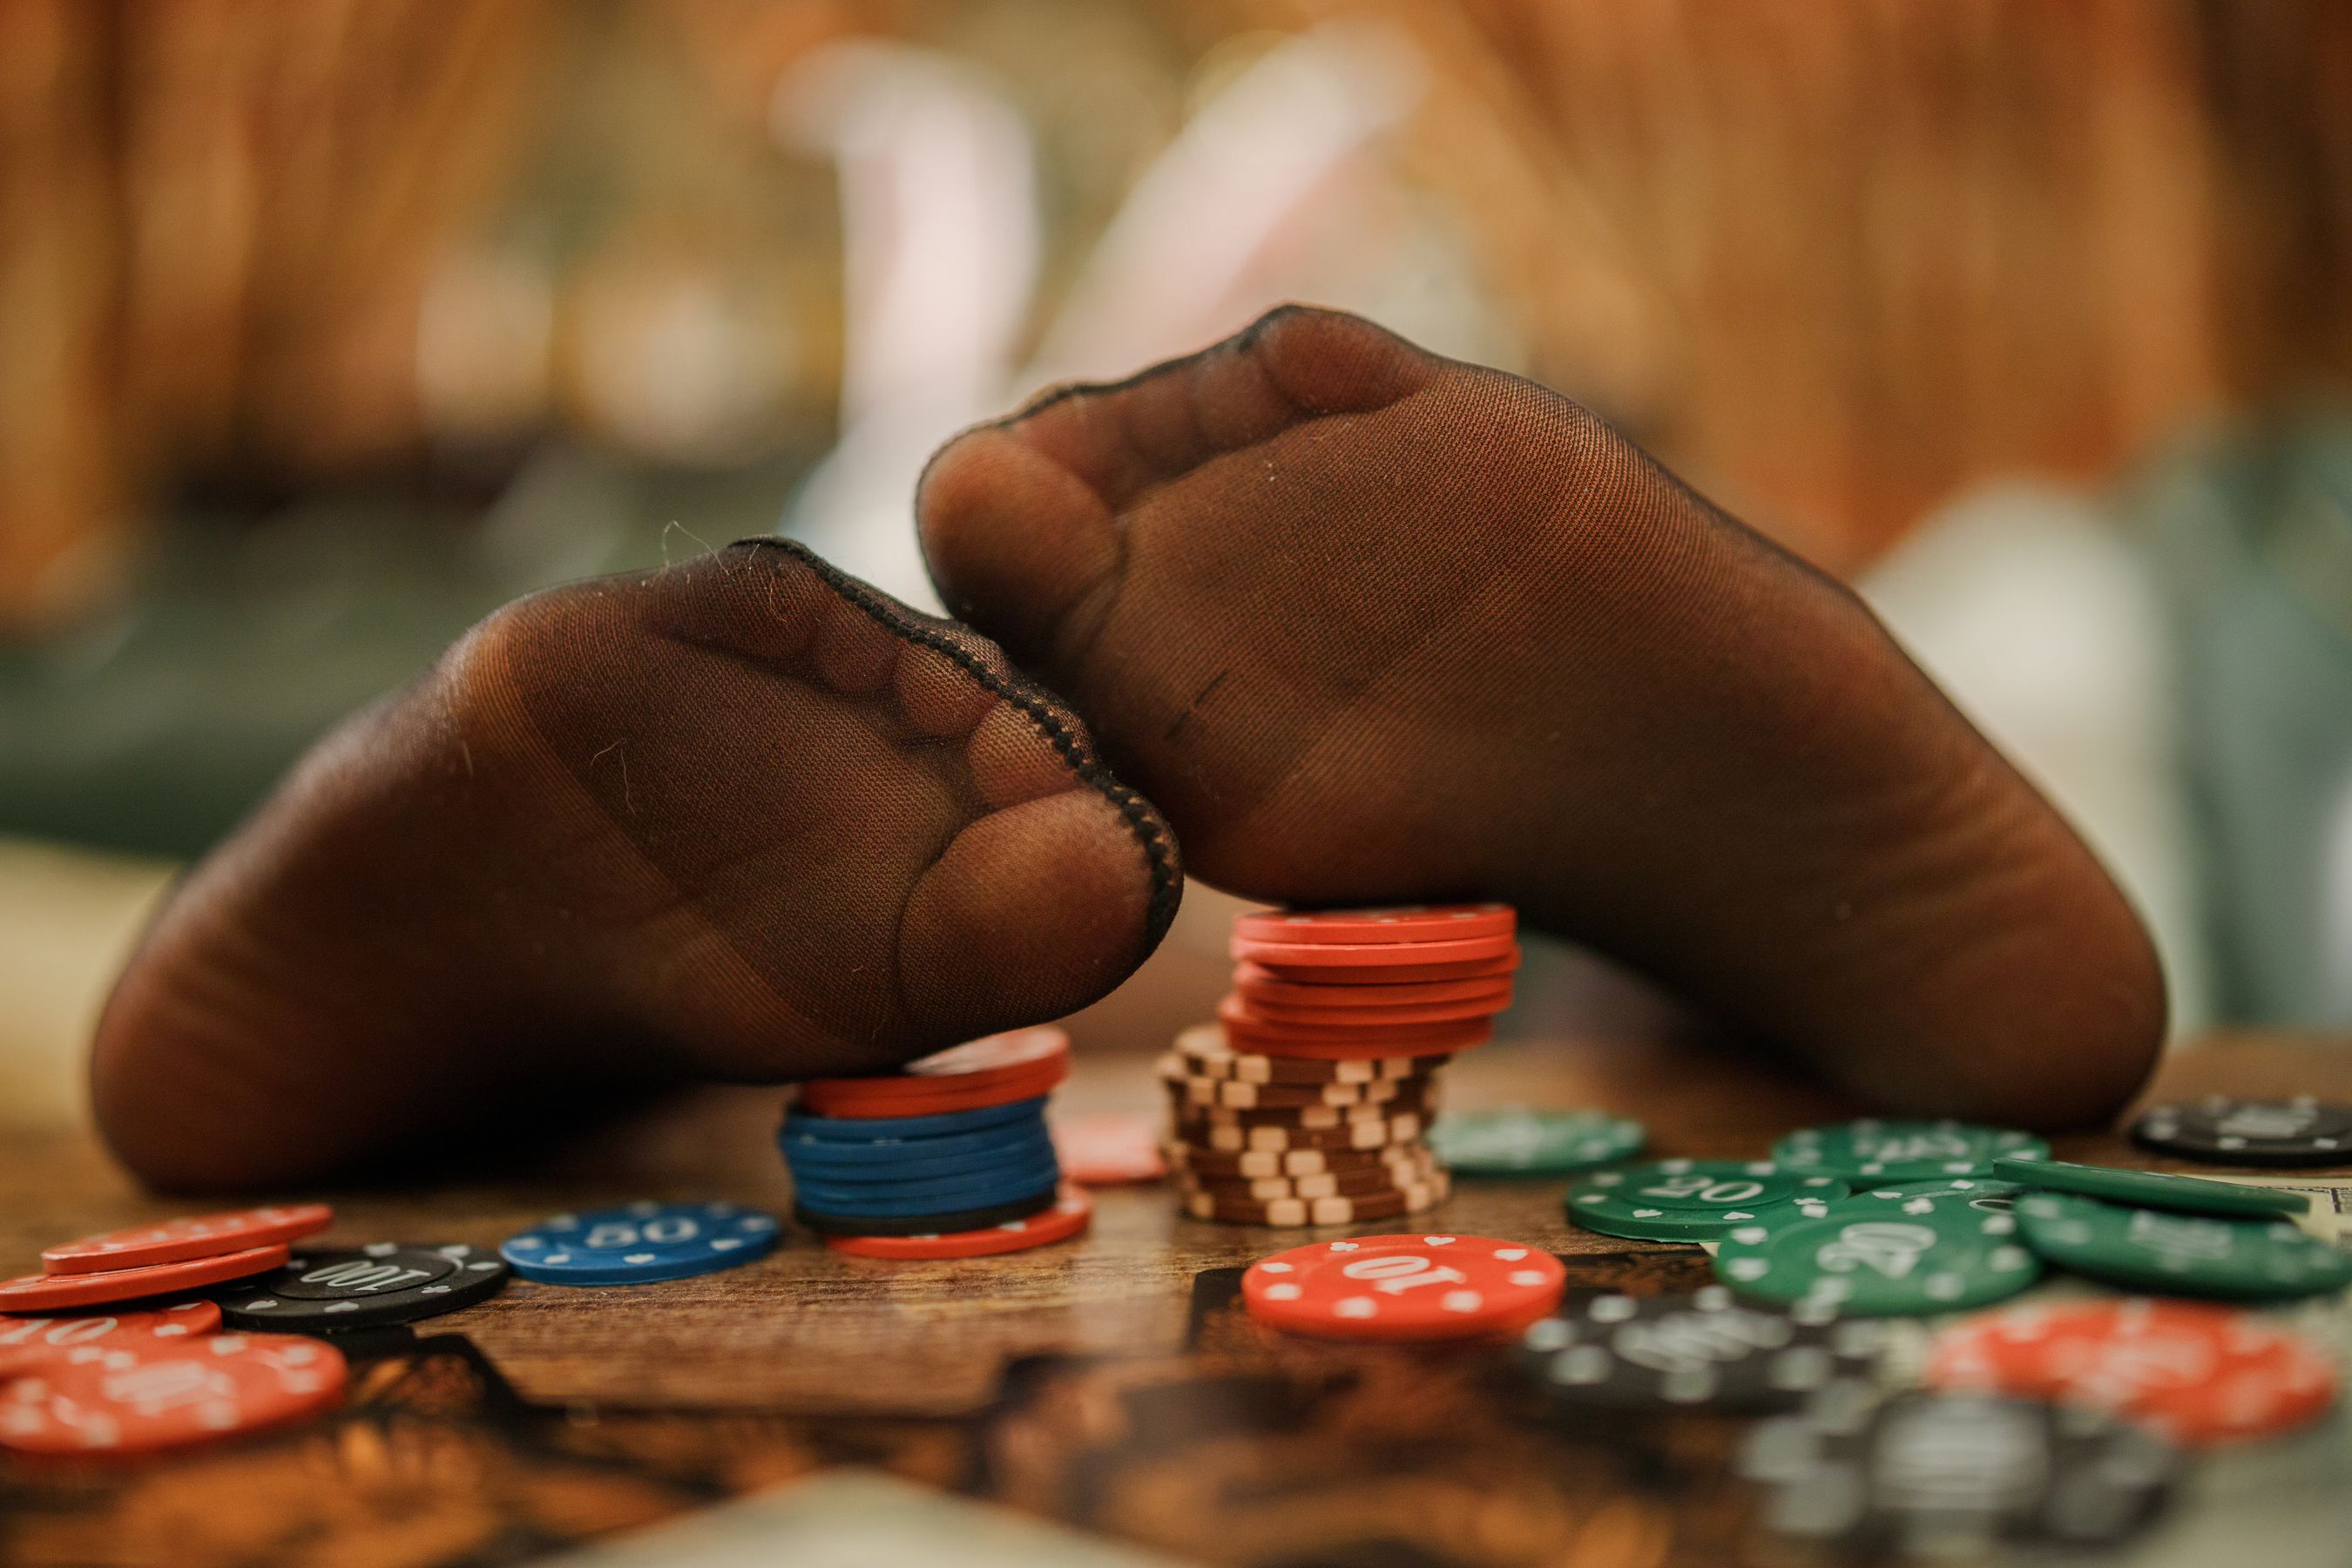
[1773,1119,2050,1180]
[1713,1196,2042,1316]
[1429,1108,1646,1175]
[2015,1192,2352,1301]
[1839,1177,2024,1213]
[1991,1156,2308,1220]
[1566,1160,1848,1242]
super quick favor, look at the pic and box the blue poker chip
[500,1200,781,1287]
[779,1124,1051,1173]
[789,1159,1064,1219]
[780,1097,1048,1144]
[782,1127,1056,1181]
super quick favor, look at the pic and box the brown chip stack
[1164,904,1519,1226]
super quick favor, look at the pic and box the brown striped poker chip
[1160,1064,1418,1111]
[1185,1171,1450,1227]
[1181,1112,1427,1154]
[1185,1152,1438,1202]
[1168,1086,1437,1131]
[1173,1025,1443,1086]
[1167,1143,1432,1180]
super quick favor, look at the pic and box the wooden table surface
[3,1027,2348,1567]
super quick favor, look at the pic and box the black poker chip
[793,1187,1059,1237]
[1739,1387,2178,1556]
[2131,1096,2352,1167]
[216,1243,510,1332]
[1516,1288,1891,1414]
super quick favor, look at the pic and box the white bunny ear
[773,41,1040,608]
[1022,21,1425,395]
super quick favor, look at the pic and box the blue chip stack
[781,1028,1072,1239]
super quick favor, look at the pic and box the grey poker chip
[218,1243,509,1331]
[1516,1287,1890,1413]
[1739,1388,2178,1557]
[2131,1096,2352,1167]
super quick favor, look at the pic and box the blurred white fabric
[1863,483,2208,1038]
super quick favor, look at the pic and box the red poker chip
[1232,959,1524,991]
[1242,1233,1565,1341]
[0,1303,221,1376]
[0,1245,291,1313]
[0,1332,346,1456]
[1234,904,1516,947]
[797,1028,1071,1117]
[1926,1299,2337,1445]
[1051,1112,1166,1185]
[1218,1022,1489,1061]
[1217,995,1491,1044]
[822,1186,1093,1260]
[1227,992,1511,1029]
[41,1204,334,1276]
[1233,964,1513,1009]
[1242,953,1521,986]
[798,1067,1064,1119]
[1232,932,1517,970]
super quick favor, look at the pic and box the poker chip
[1171,1091,1435,1130]
[1167,1143,1430,1180]
[1429,1109,1646,1175]
[0,1333,348,1456]
[1233,964,1511,1010]
[1238,952,1520,986]
[0,1303,220,1375]
[1183,1111,1424,1153]
[782,1126,1057,1181]
[1233,903,1517,946]
[39,1205,334,1276]
[1190,1148,1437,1200]
[0,1244,291,1312]
[1050,1113,1165,1185]
[1567,1161,1848,1243]
[1160,1064,1418,1110]
[822,1186,1092,1260]
[1174,1025,1443,1085]
[1185,1172,1450,1227]
[1228,993,1510,1028]
[2014,1191,2352,1301]
[1215,1023,1486,1061]
[1773,1119,2050,1180]
[1993,1155,2309,1219]
[790,1157,1064,1217]
[1518,1287,1890,1413]
[1835,1177,2024,1213]
[1715,1196,2041,1315]
[500,1202,782,1286]
[1213,1006,1486,1052]
[2130,1096,2352,1167]
[1739,1389,2177,1555]
[1241,1233,1566,1341]
[794,1028,1071,1119]
[215,1244,510,1331]
[1232,932,1518,969]
[779,1097,1049,1143]
[795,1060,1067,1119]
[796,1186,1059,1237]
[1926,1298,2338,1445]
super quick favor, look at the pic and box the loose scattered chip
[1242,1233,1565,1340]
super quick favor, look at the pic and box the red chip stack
[1164,904,1519,1226]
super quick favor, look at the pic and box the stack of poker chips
[1165,902,1520,1226]
[0,1204,376,1457]
[780,1027,1095,1260]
